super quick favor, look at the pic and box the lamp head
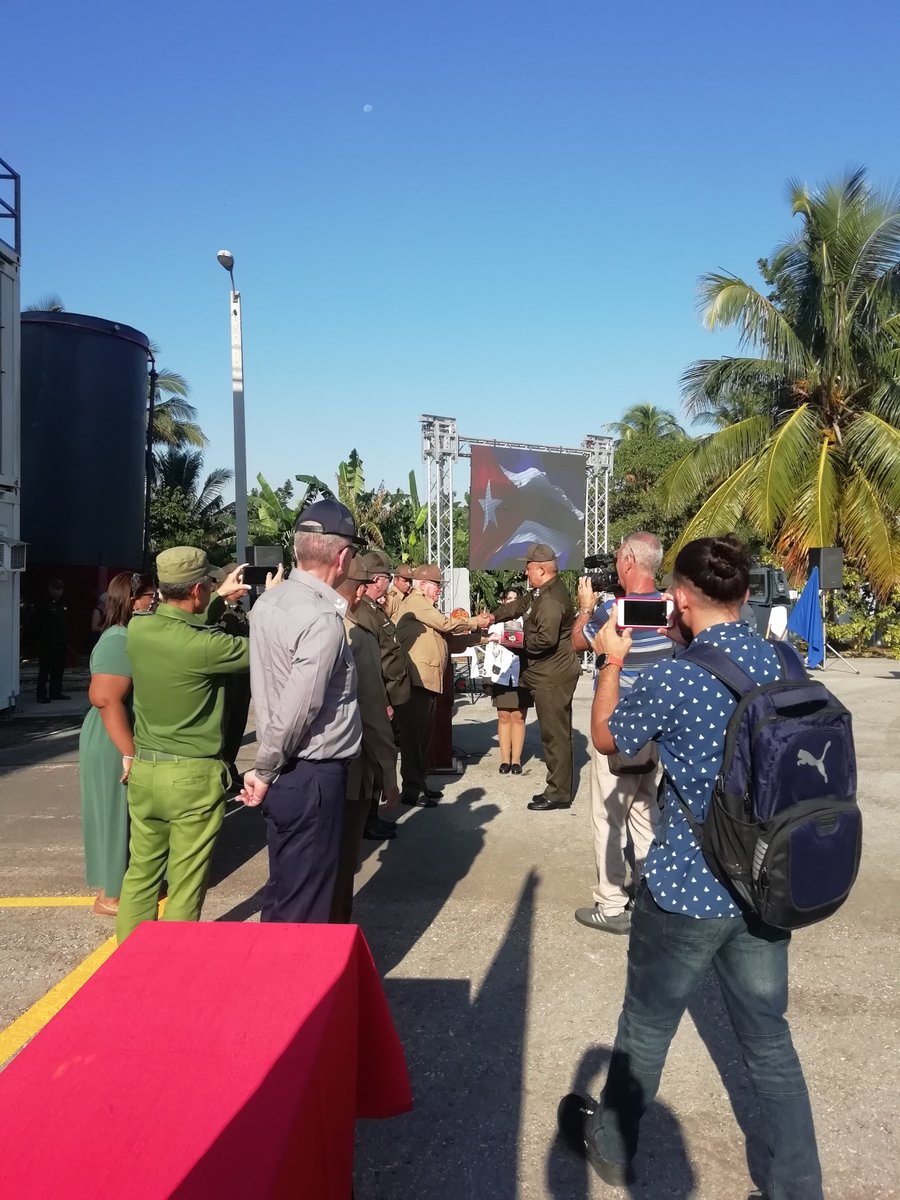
[216,250,235,271]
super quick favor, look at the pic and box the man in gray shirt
[240,499,363,922]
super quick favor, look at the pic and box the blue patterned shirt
[608,620,792,918]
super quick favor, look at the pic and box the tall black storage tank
[21,311,149,569]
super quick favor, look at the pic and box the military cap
[524,543,557,564]
[156,547,226,585]
[393,562,414,581]
[413,563,442,583]
[361,549,393,576]
[346,555,375,584]
[294,498,365,546]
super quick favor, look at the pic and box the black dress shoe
[401,792,438,808]
[557,1093,635,1186]
[422,787,443,800]
[498,763,511,775]
[527,795,572,811]
[363,818,397,841]
[510,763,522,775]
[50,694,71,701]
[37,695,50,704]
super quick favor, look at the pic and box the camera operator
[570,532,672,935]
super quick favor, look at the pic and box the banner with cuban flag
[468,444,586,570]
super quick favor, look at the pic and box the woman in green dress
[79,571,156,916]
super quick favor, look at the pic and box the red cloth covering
[0,922,411,1199]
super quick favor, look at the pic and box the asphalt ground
[0,658,897,1199]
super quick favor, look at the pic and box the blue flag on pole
[787,566,825,669]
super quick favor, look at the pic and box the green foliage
[149,449,234,561]
[825,566,900,657]
[607,403,685,440]
[665,167,900,596]
[608,432,697,549]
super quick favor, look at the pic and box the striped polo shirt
[585,593,673,691]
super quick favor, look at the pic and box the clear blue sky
[5,0,896,501]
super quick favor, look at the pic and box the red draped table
[0,922,411,1198]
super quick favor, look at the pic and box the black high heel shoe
[510,763,522,775]
[499,763,511,775]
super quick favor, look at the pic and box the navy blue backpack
[670,640,862,930]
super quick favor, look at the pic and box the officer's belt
[133,749,220,763]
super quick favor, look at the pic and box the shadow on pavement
[355,868,537,1198]
[687,971,768,1192]
[547,1045,696,1199]
[207,802,267,890]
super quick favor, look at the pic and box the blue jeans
[591,883,823,1200]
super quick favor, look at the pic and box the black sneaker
[556,1093,635,1187]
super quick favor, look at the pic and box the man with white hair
[570,531,673,934]
[240,499,363,923]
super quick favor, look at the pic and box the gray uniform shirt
[250,567,362,779]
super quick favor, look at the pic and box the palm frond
[663,456,761,567]
[699,274,812,377]
[658,416,771,514]
[681,357,788,419]
[778,437,839,552]
[843,410,900,510]
[745,404,820,534]
[839,473,900,600]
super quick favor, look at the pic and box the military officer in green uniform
[490,543,581,810]
[116,548,251,943]
[354,550,411,839]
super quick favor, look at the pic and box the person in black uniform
[489,544,581,810]
[34,578,70,703]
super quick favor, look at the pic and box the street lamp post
[217,249,249,570]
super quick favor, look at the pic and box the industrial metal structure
[420,413,615,610]
[0,157,24,709]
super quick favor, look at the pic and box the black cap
[294,498,365,546]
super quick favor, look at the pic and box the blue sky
[5,0,896,501]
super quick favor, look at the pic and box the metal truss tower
[583,434,616,556]
[420,414,458,590]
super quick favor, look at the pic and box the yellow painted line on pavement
[0,934,117,1065]
[0,896,97,908]
[0,899,167,1065]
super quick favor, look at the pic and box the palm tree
[148,346,205,451]
[154,448,232,523]
[662,168,900,597]
[607,403,685,440]
[24,294,65,312]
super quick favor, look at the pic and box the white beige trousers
[589,741,660,914]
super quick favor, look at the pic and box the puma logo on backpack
[670,641,862,930]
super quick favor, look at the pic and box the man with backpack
[558,535,848,1200]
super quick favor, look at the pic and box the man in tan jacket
[331,556,400,921]
[394,564,490,806]
[383,562,413,620]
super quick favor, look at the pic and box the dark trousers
[591,883,823,1198]
[37,649,66,699]
[532,678,578,801]
[330,792,370,923]
[260,758,348,924]
[221,675,252,767]
[396,686,437,798]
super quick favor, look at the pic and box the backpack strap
[681,642,756,697]
[770,638,808,682]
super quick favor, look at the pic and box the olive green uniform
[116,595,250,942]
[494,574,580,802]
[354,595,411,707]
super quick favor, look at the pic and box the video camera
[583,552,619,593]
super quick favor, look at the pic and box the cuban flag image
[468,444,586,570]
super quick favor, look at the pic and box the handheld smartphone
[615,596,673,630]
[241,565,275,587]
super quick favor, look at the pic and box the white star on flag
[478,480,502,531]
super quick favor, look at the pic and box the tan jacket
[395,590,481,693]
[342,614,397,800]
[384,585,408,622]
